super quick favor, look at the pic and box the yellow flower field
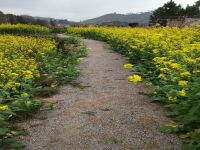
[69,26,200,147]
[0,24,50,34]
[69,26,199,98]
[0,24,88,148]
[0,35,56,94]
[0,33,56,147]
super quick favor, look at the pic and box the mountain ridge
[82,12,152,25]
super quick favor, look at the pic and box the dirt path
[21,38,181,150]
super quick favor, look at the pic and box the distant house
[57,23,70,27]
[184,17,200,26]
[167,16,200,27]
[167,16,184,27]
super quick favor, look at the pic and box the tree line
[150,0,200,26]
[0,11,52,26]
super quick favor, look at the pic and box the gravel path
[20,38,181,150]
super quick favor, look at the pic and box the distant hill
[82,12,152,25]
[1,10,152,26]
[0,11,77,26]
[17,15,77,26]
[33,16,77,25]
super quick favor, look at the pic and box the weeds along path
[20,37,181,150]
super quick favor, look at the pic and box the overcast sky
[0,0,196,21]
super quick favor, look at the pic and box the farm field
[0,23,199,150]
[0,24,86,149]
[1,0,200,149]
[69,26,200,149]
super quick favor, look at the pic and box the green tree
[185,5,199,17]
[35,19,48,26]
[150,0,185,26]
[194,0,200,17]
[196,0,200,7]
[0,11,7,24]
[50,19,56,26]
[185,0,200,17]
[6,14,18,24]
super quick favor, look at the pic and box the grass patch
[108,137,121,145]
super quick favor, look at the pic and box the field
[0,23,200,149]
[0,24,50,35]
[0,24,86,148]
[69,26,200,149]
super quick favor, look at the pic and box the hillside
[82,12,152,25]
[34,16,78,25]
[0,11,76,26]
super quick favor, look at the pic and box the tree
[150,0,185,26]
[185,5,199,17]
[194,0,200,17]
[196,0,200,7]
[129,22,139,27]
[50,19,56,26]
[0,11,7,24]
[185,0,200,17]
[35,19,48,26]
[6,14,18,24]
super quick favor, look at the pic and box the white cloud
[174,0,196,7]
[0,0,197,21]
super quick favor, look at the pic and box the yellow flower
[25,74,34,80]
[11,131,17,135]
[23,71,33,75]
[21,92,29,97]
[128,76,133,80]
[153,91,157,95]
[158,73,166,78]
[180,72,191,78]
[179,90,186,97]
[170,63,180,69]
[130,45,137,49]
[165,120,178,128]
[153,49,159,54]
[146,82,153,86]
[124,64,133,69]
[179,133,190,139]
[128,75,142,83]
[78,57,84,61]
[160,68,170,73]
[168,96,177,101]
[178,80,188,87]
[6,133,12,137]
[15,83,21,87]
[193,70,200,74]
[10,73,19,78]
[0,105,9,111]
